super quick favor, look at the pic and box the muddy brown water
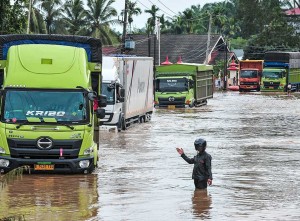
[1,91,300,221]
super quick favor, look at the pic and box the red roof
[285,8,300,15]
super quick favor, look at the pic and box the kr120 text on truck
[261,52,300,92]
[238,60,263,92]
[100,56,153,131]
[0,34,106,174]
[154,63,213,108]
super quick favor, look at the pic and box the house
[102,34,237,65]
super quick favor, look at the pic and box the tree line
[1,0,300,59]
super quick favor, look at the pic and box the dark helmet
[194,138,207,151]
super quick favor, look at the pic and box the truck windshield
[240,70,258,78]
[262,71,283,79]
[2,90,88,123]
[102,83,115,104]
[157,79,188,92]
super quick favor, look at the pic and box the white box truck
[100,56,154,131]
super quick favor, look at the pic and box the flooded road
[1,91,300,221]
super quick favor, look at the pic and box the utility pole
[121,0,128,53]
[157,18,161,66]
[224,39,228,90]
[27,0,33,34]
[205,13,212,65]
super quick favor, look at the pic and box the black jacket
[181,151,212,181]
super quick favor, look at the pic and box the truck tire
[121,117,127,130]
[117,116,126,131]
[189,101,195,108]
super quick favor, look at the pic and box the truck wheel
[189,101,195,108]
[121,117,126,130]
[139,116,145,123]
[145,113,151,122]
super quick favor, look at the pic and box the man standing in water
[176,138,213,189]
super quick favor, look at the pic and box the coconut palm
[127,1,141,34]
[40,0,63,34]
[85,0,120,45]
[62,0,87,35]
[181,8,194,33]
[28,0,47,34]
[144,5,159,34]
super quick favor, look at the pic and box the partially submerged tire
[121,117,126,130]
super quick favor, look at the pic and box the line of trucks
[0,34,214,174]
[238,52,300,92]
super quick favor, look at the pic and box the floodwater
[1,91,300,221]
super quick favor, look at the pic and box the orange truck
[239,60,263,92]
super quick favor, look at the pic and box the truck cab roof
[4,44,90,89]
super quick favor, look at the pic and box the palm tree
[85,0,120,45]
[127,1,141,34]
[181,8,194,33]
[28,0,47,34]
[144,5,159,34]
[40,0,63,34]
[62,0,87,35]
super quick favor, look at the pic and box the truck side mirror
[96,108,105,119]
[97,94,107,107]
[120,88,125,98]
[189,80,194,87]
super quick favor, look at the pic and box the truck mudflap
[0,156,95,174]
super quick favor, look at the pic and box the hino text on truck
[261,51,300,92]
[100,56,154,131]
[0,34,106,174]
[238,60,263,92]
[154,63,213,108]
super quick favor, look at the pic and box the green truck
[0,35,106,174]
[154,63,213,108]
[261,52,300,92]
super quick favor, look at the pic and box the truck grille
[241,82,258,85]
[158,97,186,107]
[7,139,82,159]
[263,81,280,89]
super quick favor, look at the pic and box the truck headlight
[0,159,9,167]
[0,147,5,154]
[83,147,94,155]
[79,160,90,168]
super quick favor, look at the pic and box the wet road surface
[1,91,300,221]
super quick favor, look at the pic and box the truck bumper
[0,155,95,174]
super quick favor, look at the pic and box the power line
[157,0,177,15]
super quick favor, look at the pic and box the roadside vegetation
[1,0,300,59]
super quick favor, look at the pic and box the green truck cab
[261,52,300,92]
[0,35,106,174]
[154,64,213,108]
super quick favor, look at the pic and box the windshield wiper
[42,118,74,130]
[16,117,41,129]
[55,122,74,130]
[16,118,74,130]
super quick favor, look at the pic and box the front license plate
[269,87,274,89]
[34,164,54,171]
[168,105,176,109]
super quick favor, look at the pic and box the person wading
[176,138,213,189]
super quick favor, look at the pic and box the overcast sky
[111,0,222,32]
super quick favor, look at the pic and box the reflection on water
[0,174,98,221]
[192,189,212,219]
[2,92,300,221]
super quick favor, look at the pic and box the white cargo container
[100,56,154,131]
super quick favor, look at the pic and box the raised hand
[176,147,184,155]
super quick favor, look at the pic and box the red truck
[239,60,263,92]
